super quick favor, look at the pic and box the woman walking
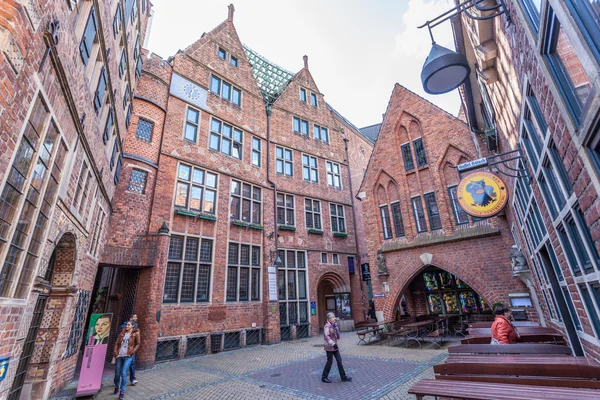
[113,320,141,399]
[321,312,352,383]
[491,305,520,344]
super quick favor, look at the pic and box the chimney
[228,4,235,22]
[303,55,308,69]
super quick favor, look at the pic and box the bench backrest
[448,343,572,355]
[467,327,558,336]
[461,334,566,345]
[434,362,600,379]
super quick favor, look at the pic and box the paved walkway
[53,335,455,400]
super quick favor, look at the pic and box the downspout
[343,136,367,321]
[266,104,278,268]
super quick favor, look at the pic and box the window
[519,0,542,34]
[136,119,153,142]
[321,253,327,263]
[413,138,427,167]
[277,249,308,326]
[128,169,147,193]
[0,96,68,298]
[579,284,600,337]
[175,164,218,214]
[110,140,118,170]
[330,203,346,233]
[326,161,341,188]
[401,143,414,171]
[565,0,600,61]
[314,125,329,143]
[543,8,592,125]
[448,186,469,225]
[164,235,213,303]
[119,50,127,78]
[380,205,392,239]
[226,242,261,301]
[217,47,226,60]
[90,207,106,257]
[209,118,243,159]
[184,107,199,142]
[412,197,427,233]
[113,3,122,38]
[103,107,114,145]
[302,154,318,182]
[305,199,322,230]
[123,83,130,110]
[332,254,339,264]
[277,194,295,226]
[74,162,90,214]
[293,117,309,135]
[125,103,133,128]
[310,93,317,107]
[391,202,405,237]
[133,34,140,61]
[230,56,238,67]
[135,57,143,80]
[79,7,97,65]
[252,137,261,167]
[276,146,293,176]
[210,75,242,106]
[93,66,108,112]
[424,192,441,230]
[230,180,261,224]
[114,155,122,184]
[300,88,307,102]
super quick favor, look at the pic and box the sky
[146,0,461,129]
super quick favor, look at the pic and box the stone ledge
[380,225,501,253]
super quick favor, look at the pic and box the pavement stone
[52,334,456,400]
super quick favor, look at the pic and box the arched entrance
[392,265,492,328]
[8,232,77,400]
[316,273,352,331]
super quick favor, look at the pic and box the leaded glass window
[412,197,427,233]
[401,143,414,171]
[413,138,427,167]
[424,192,441,230]
[278,249,308,326]
[128,169,147,193]
[230,180,261,223]
[175,163,217,214]
[305,199,321,230]
[136,119,153,142]
[330,203,345,233]
[277,193,295,226]
[227,242,261,302]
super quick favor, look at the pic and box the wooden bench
[461,333,567,345]
[354,319,376,330]
[447,343,572,355]
[467,327,558,336]
[356,326,383,345]
[469,321,540,328]
[408,379,600,400]
[433,360,600,389]
[446,354,599,366]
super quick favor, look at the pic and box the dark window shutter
[103,107,114,144]
[94,67,107,111]
[79,8,97,65]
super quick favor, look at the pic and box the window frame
[174,163,218,214]
[209,117,243,160]
[276,146,293,176]
[226,242,261,302]
[390,201,405,237]
[251,137,261,167]
[413,138,428,168]
[277,193,295,226]
[135,118,153,142]
[314,124,329,143]
[329,203,346,233]
[305,198,322,230]
[448,185,469,225]
[310,93,318,107]
[401,143,415,172]
[210,74,242,106]
[424,192,442,230]
[184,106,199,143]
[326,161,342,188]
[302,154,318,182]
[229,180,261,224]
[412,196,428,233]
[380,204,393,239]
[128,168,148,194]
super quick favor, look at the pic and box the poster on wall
[76,313,113,396]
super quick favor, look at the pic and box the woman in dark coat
[321,312,352,383]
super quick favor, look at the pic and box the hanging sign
[76,313,113,396]
[0,356,9,382]
[360,263,371,282]
[457,171,508,218]
[457,157,488,173]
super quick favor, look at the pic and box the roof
[359,123,381,142]
[243,44,295,105]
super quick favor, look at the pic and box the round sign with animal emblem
[456,171,508,218]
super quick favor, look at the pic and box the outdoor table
[357,320,396,344]
[389,320,436,348]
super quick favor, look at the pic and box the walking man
[322,312,352,383]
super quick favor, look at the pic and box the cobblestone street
[54,335,453,400]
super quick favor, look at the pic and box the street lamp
[418,0,510,94]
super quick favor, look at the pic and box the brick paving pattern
[52,335,455,400]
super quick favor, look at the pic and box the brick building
[449,0,600,361]
[357,84,536,331]
[100,4,373,368]
[0,0,151,398]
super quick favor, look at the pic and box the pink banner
[76,344,107,396]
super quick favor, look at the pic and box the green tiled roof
[243,45,294,105]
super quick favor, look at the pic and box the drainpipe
[343,136,367,321]
[266,104,278,250]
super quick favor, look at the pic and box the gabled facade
[0,0,152,398]
[359,84,535,329]
[100,4,373,368]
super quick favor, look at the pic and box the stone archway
[25,232,78,399]
[316,272,352,331]
[389,264,492,323]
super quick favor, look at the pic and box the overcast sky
[146,0,461,129]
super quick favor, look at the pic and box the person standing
[321,312,352,383]
[491,305,520,344]
[119,314,139,385]
[113,321,140,399]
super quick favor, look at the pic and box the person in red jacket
[491,305,520,344]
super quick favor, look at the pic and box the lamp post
[418,0,510,94]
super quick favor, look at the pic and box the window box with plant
[175,209,197,218]
[249,223,264,230]
[278,224,296,231]
[333,232,347,238]
[232,220,249,228]
[197,212,217,221]
[308,228,323,235]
